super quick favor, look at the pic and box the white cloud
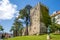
[0,0,18,20]
[53,11,56,14]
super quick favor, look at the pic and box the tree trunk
[25,17,28,35]
[13,30,16,37]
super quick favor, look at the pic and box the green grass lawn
[6,34,60,40]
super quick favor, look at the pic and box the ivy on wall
[40,4,51,27]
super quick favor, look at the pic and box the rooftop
[51,11,60,17]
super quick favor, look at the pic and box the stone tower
[28,2,48,35]
[22,2,49,36]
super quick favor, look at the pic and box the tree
[10,18,23,37]
[50,23,57,32]
[10,26,15,32]
[50,17,56,32]
[10,25,16,37]
[50,17,60,33]
[18,5,32,35]
[40,5,51,27]
[18,25,24,36]
[0,25,4,31]
[50,23,60,33]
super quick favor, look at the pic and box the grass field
[6,34,60,40]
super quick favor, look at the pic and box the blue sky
[0,0,60,33]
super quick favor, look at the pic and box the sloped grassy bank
[6,34,60,40]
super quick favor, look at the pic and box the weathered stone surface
[22,2,48,35]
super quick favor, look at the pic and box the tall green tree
[10,18,23,37]
[18,5,32,35]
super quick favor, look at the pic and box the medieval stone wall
[22,2,48,35]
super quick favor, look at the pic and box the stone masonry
[22,2,49,35]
